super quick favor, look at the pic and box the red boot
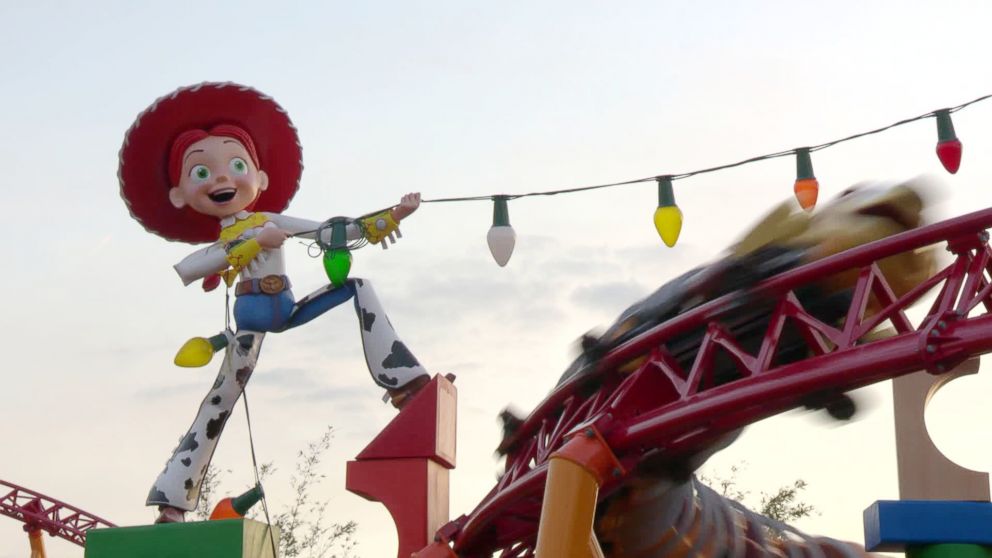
[387,374,455,410]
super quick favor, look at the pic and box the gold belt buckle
[259,275,285,294]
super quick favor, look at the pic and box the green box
[908,544,992,558]
[85,519,280,558]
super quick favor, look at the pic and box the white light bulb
[487,225,516,267]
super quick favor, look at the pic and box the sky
[2,1,992,556]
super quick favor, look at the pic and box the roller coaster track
[435,207,992,557]
[0,479,116,548]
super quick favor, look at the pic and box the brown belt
[235,274,292,296]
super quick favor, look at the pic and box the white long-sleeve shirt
[173,211,358,286]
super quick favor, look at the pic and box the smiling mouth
[208,188,237,203]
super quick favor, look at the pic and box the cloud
[134,381,206,400]
[250,366,323,389]
[570,280,649,314]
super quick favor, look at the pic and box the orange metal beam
[535,427,622,558]
[29,529,46,558]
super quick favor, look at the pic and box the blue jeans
[233,281,357,333]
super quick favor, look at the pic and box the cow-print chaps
[147,279,428,510]
[146,331,265,510]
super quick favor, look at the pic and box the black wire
[950,92,992,113]
[243,389,279,558]
[808,110,937,152]
[278,92,992,249]
[422,176,656,203]
[415,91,992,204]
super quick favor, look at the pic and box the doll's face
[168,136,269,218]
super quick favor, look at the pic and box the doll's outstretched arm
[391,192,421,222]
[361,193,421,248]
[266,213,363,243]
[174,232,283,287]
[174,244,229,286]
[268,192,420,248]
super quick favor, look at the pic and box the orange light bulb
[794,177,819,211]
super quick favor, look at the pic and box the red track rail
[443,207,992,557]
[0,479,116,547]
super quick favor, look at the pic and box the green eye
[230,157,248,175]
[190,165,210,181]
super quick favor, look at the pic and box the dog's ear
[496,407,526,456]
[572,329,605,358]
[854,184,924,229]
[580,333,601,353]
[732,200,811,257]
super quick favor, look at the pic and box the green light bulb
[323,249,352,287]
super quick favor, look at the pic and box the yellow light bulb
[653,205,683,247]
[174,337,215,368]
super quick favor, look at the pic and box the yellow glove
[220,238,262,286]
[360,211,400,245]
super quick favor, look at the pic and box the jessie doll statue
[119,82,432,523]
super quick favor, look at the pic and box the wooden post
[346,375,457,558]
[892,359,990,500]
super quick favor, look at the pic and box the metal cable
[242,390,279,558]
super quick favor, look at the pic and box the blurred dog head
[736,179,935,300]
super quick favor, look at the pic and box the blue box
[864,500,992,552]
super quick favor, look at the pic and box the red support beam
[609,313,992,454]
[0,480,116,548]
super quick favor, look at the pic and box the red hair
[167,124,261,186]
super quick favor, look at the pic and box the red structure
[347,375,457,557]
[0,479,116,555]
[384,206,992,556]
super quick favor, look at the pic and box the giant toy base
[84,518,280,558]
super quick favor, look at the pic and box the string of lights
[421,92,988,265]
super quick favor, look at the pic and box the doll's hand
[391,192,421,222]
[256,227,290,249]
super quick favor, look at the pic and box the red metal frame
[430,207,992,557]
[0,479,116,548]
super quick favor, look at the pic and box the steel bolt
[584,428,594,438]
[926,344,937,354]
[612,467,622,478]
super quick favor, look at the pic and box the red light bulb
[936,139,962,174]
[934,109,963,174]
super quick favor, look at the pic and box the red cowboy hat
[119,82,303,243]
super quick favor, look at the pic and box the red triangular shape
[356,375,456,468]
